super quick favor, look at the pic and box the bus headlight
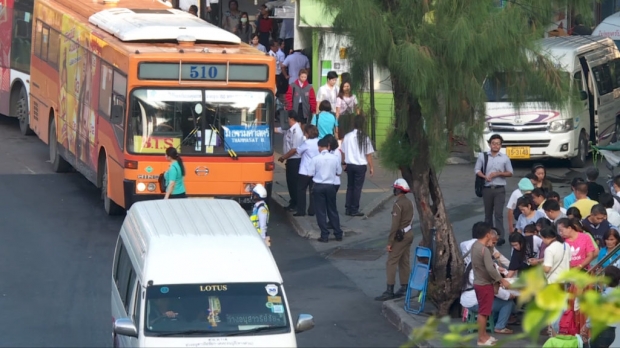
[549,119,573,133]
[147,183,156,192]
[137,182,146,192]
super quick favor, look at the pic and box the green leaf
[535,283,568,311]
[514,267,547,305]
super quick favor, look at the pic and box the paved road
[0,116,406,347]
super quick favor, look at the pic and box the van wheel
[101,160,124,216]
[14,86,34,136]
[49,120,72,172]
[570,131,588,168]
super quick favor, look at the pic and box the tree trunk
[393,79,465,317]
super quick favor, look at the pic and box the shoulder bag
[474,153,489,198]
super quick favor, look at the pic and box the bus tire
[11,84,34,136]
[570,131,588,168]
[101,159,124,216]
[49,118,72,173]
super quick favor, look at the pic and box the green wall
[361,92,394,150]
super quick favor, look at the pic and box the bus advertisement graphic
[0,0,14,115]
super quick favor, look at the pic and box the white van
[479,36,620,167]
[111,199,314,347]
[593,12,620,49]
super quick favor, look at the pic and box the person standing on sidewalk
[316,71,339,114]
[285,69,316,125]
[277,111,303,212]
[295,124,320,217]
[471,222,512,346]
[475,134,513,246]
[341,115,374,217]
[375,179,414,301]
[325,134,342,230]
[310,137,344,243]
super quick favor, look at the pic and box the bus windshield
[127,89,274,156]
[144,283,290,337]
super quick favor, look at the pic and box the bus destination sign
[138,63,268,82]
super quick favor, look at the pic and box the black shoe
[293,213,306,217]
[350,211,364,217]
[335,237,343,241]
[285,206,297,212]
[393,285,408,298]
[374,285,395,301]
[497,237,506,246]
[316,237,328,243]
[308,213,315,217]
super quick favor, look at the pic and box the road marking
[24,166,36,174]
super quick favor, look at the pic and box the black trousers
[314,183,343,239]
[328,184,340,228]
[258,32,271,49]
[590,326,616,348]
[345,164,366,213]
[283,38,293,56]
[297,174,314,215]
[285,158,301,208]
[169,193,187,199]
[276,74,288,96]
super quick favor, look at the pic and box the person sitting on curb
[375,179,414,301]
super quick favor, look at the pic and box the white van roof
[593,12,620,41]
[538,36,616,72]
[122,199,282,285]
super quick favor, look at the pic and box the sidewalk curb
[364,191,393,218]
[382,299,437,347]
[270,191,320,239]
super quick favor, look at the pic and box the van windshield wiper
[224,325,289,336]
[155,329,228,337]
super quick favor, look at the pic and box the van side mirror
[294,314,314,333]
[580,90,588,101]
[111,105,124,124]
[113,318,138,338]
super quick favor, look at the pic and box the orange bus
[28,0,276,214]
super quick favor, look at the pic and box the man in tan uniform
[375,179,415,301]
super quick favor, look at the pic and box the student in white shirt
[335,80,358,119]
[341,115,374,216]
[277,111,304,212]
[316,71,339,114]
[294,124,320,217]
[325,134,343,230]
[600,193,620,227]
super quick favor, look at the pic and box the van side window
[591,63,614,95]
[573,71,584,91]
[115,245,132,309]
[126,270,137,313]
[112,238,122,280]
[609,58,620,88]
[133,282,142,327]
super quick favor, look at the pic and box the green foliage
[403,267,620,347]
[380,130,416,171]
[319,0,592,172]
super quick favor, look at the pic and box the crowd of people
[469,134,620,346]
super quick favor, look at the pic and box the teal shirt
[311,111,338,139]
[164,161,185,195]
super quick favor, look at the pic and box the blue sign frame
[223,125,271,152]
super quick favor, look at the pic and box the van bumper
[476,131,576,160]
[123,180,273,209]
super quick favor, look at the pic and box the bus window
[40,26,49,62]
[99,62,113,117]
[34,20,42,58]
[47,29,60,69]
[10,9,32,73]
[127,89,273,156]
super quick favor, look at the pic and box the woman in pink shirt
[556,218,597,270]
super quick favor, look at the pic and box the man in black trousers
[277,111,304,212]
[309,137,343,242]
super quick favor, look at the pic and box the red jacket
[285,80,317,119]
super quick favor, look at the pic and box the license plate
[506,146,530,159]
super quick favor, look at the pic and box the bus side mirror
[580,90,588,101]
[111,105,124,124]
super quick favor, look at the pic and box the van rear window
[144,282,290,337]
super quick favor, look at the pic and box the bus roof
[38,0,267,56]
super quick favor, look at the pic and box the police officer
[250,184,271,247]
[375,179,414,301]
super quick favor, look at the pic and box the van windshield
[144,283,290,337]
[483,72,569,102]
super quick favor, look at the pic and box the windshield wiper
[155,329,228,337]
[209,124,238,160]
[224,325,289,336]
